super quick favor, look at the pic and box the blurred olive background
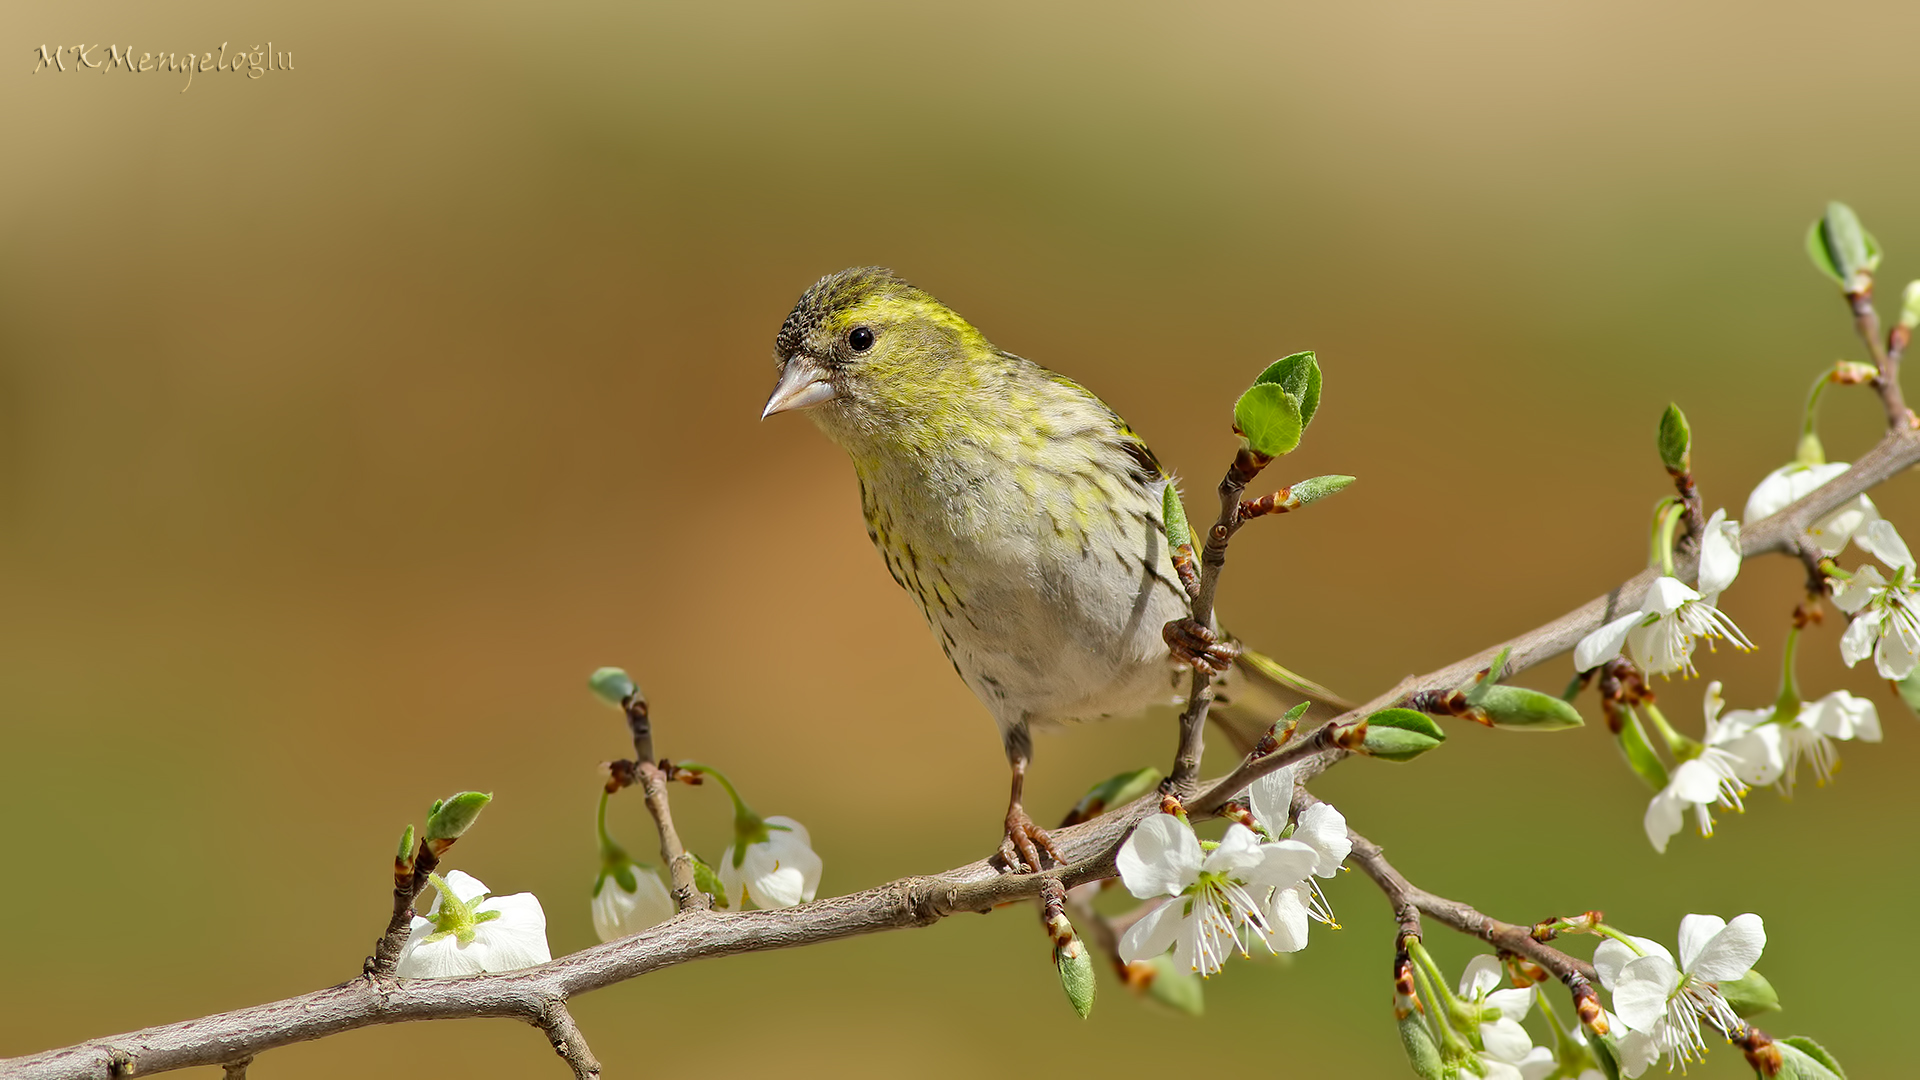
[5,1,1919,1075]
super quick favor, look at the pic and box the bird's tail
[1207,647,1353,756]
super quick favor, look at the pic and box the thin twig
[1169,448,1270,789]
[536,1000,601,1080]
[637,761,707,913]
[1851,290,1913,430]
[367,841,438,975]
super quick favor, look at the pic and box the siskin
[764,267,1344,870]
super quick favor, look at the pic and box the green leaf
[425,791,492,842]
[1779,1037,1847,1079]
[396,824,415,862]
[1161,485,1193,554]
[690,851,728,909]
[1895,669,1920,719]
[1360,708,1446,761]
[1718,969,1780,1017]
[1251,351,1322,428]
[588,667,637,708]
[1232,383,1303,457]
[1055,937,1096,1019]
[1141,955,1204,1016]
[1462,647,1514,706]
[1616,710,1671,790]
[1476,685,1585,731]
[1807,202,1881,290]
[1061,766,1162,827]
[1902,280,1920,331]
[1658,403,1691,473]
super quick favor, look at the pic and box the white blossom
[1458,955,1543,1079]
[592,863,676,942]
[394,870,551,978]
[1574,512,1750,675]
[719,815,822,909]
[1832,521,1920,679]
[1244,765,1350,949]
[1745,461,1907,564]
[1116,814,1317,976]
[1595,914,1765,1070]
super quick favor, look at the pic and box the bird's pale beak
[762,355,837,418]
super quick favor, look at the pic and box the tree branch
[10,428,1915,1080]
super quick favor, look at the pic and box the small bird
[763,267,1344,870]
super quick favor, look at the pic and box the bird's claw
[995,803,1064,874]
[1164,617,1237,674]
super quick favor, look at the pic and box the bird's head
[764,267,998,455]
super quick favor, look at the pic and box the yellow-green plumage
[764,267,1338,865]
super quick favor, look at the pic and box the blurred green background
[4,1,1918,1075]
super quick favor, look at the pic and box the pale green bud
[425,791,492,842]
[1657,403,1690,473]
[588,667,637,708]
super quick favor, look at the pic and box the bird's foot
[1164,617,1237,674]
[995,802,1064,874]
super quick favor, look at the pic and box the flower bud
[424,791,492,846]
[1806,201,1881,294]
[1357,709,1446,761]
[588,667,638,708]
[1571,981,1608,1036]
[1395,956,1446,1079]
[1472,684,1585,731]
[1657,403,1691,473]
[1046,911,1096,1019]
[1161,486,1193,555]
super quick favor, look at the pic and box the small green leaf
[1616,710,1670,790]
[589,667,637,708]
[1251,351,1322,428]
[396,824,415,862]
[1718,969,1780,1017]
[1807,202,1881,291]
[1658,403,1691,473]
[690,851,728,909]
[1779,1037,1847,1079]
[1061,766,1162,827]
[1233,383,1303,457]
[1477,685,1585,731]
[425,791,492,842]
[1901,280,1920,331]
[1462,647,1514,706]
[1141,955,1204,1016]
[1161,485,1192,554]
[1360,708,1446,761]
[1055,936,1096,1019]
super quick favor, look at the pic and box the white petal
[1666,759,1723,805]
[592,869,676,942]
[1575,612,1641,672]
[1675,913,1727,972]
[1266,886,1311,952]
[1831,565,1885,615]
[1248,765,1295,835]
[394,932,484,979]
[1594,935,1670,990]
[1643,789,1684,854]
[1697,509,1742,597]
[1808,494,1872,555]
[1875,618,1920,680]
[1808,691,1880,742]
[1117,900,1183,964]
[1117,814,1202,898]
[1517,1046,1559,1080]
[1244,838,1319,889]
[1682,912,1764,981]
[471,892,552,970]
[1615,1028,1661,1078]
[1202,823,1268,877]
[1481,1017,1535,1063]
[717,845,747,908]
[1858,518,1915,570]
[1742,464,1801,522]
[1611,955,1680,1032]
[1838,611,1879,666]
[1295,802,1351,878]
[1719,723,1784,785]
[432,869,491,912]
[1641,576,1701,615]
[1459,953,1504,998]
[1487,986,1534,1023]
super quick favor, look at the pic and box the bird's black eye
[847,326,875,352]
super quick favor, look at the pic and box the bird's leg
[995,721,1063,873]
[1164,617,1237,674]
